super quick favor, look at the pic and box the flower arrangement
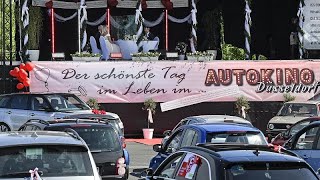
[86,98,106,114]
[175,42,188,55]
[124,34,138,41]
[71,52,101,57]
[186,51,215,61]
[132,52,161,57]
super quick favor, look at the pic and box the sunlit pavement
[126,142,158,180]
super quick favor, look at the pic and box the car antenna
[253,149,260,156]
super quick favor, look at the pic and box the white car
[0,93,124,134]
[0,130,101,179]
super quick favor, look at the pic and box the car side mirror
[141,168,154,179]
[153,144,162,152]
[163,130,171,136]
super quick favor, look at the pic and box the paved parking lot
[126,142,158,180]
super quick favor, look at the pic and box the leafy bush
[283,93,296,102]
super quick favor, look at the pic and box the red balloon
[13,67,20,74]
[16,83,24,90]
[45,0,53,9]
[23,78,31,87]
[17,77,24,83]
[9,70,17,77]
[25,62,35,72]
[19,63,26,71]
[19,69,28,79]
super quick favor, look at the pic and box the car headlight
[268,123,274,130]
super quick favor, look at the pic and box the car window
[278,103,317,117]
[157,153,184,179]
[165,131,183,153]
[73,126,121,152]
[206,131,267,145]
[24,125,42,131]
[9,95,29,110]
[31,96,49,111]
[44,94,90,111]
[0,96,10,108]
[294,126,319,149]
[226,163,318,180]
[175,153,210,180]
[289,121,312,136]
[180,129,198,147]
[173,120,188,131]
[0,145,93,177]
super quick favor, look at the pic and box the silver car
[266,101,320,139]
[0,93,124,134]
[0,131,100,179]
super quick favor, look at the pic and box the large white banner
[30,60,320,103]
[303,0,320,49]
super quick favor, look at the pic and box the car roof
[181,145,304,163]
[186,123,261,133]
[0,131,85,147]
[0,92,75,96]
[185,115,251,124]
[285,100,320,105]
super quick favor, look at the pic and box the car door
[288,124,320,171]
[0,95,11,130]
[150,129,184,170]
[28,95,53,121]
[6,95,30,130]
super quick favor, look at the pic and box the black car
[143,144,319,180]
[19,119,130,180]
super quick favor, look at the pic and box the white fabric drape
[168,14,191,24]
[244,0,252,60]
[87,13,106,26]
[143,13,164,27]
[80,0,87,50]
[297,1,304,59]
[21,0,29,55]
[54,12,78,22]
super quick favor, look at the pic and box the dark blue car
[149,123,268,170]
[284,121,320,173]
[144,144,319,180]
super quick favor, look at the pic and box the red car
[271,117,320,146]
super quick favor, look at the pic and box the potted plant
[235,96,250,119]
[175,42,187,60]
[28,6,43,61]
[283,93,296,102]
[86,98,106,114]
[142,98,156,139]
[71,52,101,61]
[131,52,160,61]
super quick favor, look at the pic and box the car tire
[0,123,10,132]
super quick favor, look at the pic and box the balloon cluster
[107,0,118,7]
[161,0,173,11]
[141,0,147,10]
[9,62,35,90]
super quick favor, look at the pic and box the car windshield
[0,145,93,178]
[226,162,318,180]
[289,121,311,136]
[277,103,317,117]
[74,126,121,152]
[44,94,91,112]
[206,131,267,145]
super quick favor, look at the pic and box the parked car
[0,92,124,133]
[0,131,101,179]
[271,117,320,146]
[143,144,319,180]
[284,121,320,172]
[162,115,253,144]
[266,101,320,140]
[149,123,267,170]
[18,119,129,179]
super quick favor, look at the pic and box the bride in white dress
[100,25,121,53]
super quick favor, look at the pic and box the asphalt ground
[126,142,158,180]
